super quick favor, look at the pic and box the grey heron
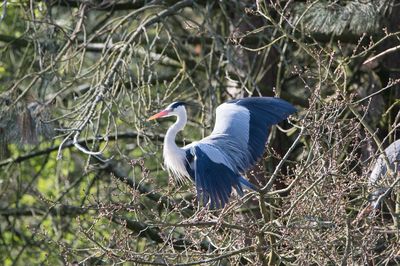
[369,139,400,186]
[353,139,400,223]
[148,97,296,208]
[368,139,400,209]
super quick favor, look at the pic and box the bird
[369,139,400,186]
[368,139,400,209]
[147,97,296,208]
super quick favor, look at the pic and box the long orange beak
[147,110,169,121]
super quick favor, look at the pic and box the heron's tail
[238,176,257,191]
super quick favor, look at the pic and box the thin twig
[363,45,400,65]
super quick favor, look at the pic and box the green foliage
[0,0,399,265]
[291,0,394,36]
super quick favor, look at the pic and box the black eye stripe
[170,101,186,109]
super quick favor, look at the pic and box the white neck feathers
[163,106,190,182]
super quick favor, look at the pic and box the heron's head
[147,101,187,121]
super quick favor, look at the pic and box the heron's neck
[164,112,187,152]
[163,110,190,182]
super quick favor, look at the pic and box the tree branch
[112,215,215,252]
[50,0,148,11]
[0,205,88,217]
[0,131,182,167]
[1,206,214,252]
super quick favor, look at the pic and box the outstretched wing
[204,97,296,172]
